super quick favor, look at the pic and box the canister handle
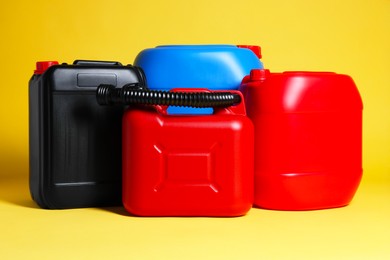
[155,88,247,116]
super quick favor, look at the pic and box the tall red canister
[122,89,254,216]
[239,69,363,210]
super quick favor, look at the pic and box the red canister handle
[154,88,247,116]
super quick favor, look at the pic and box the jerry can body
[122,90,254,216]
[134,45,263,114]
[239,69,363,210]
[29,60,146,209]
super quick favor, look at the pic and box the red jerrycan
[239,69,363,210]
[122,89,254,216]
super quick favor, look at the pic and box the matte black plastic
[29,60,145,209]
[73,60,122,66]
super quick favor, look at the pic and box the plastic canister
[29,60,146,209]
[134,44,263,114]
[122,89,254,216]
[239,69,363,210]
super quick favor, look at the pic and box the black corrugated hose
[96,83,241,108]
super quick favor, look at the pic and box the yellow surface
[1,0,389,259]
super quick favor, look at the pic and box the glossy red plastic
[122,89,254,216]
[34,61,59,74]
[237,45,262,59]
[239,69,363,210]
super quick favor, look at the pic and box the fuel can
[134,44,263,114]
[122,90,254,216]
[29,60,146,209]
[239,69,363,210]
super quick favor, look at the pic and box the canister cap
[237,45,262,59]
[250,69,270,81]
[34,61,59,74]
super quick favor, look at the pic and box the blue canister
[134,44,263,114]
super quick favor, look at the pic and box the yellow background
[1,0,389,259]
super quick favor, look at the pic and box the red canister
[122,90,254,216]
[239,69,363,210]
